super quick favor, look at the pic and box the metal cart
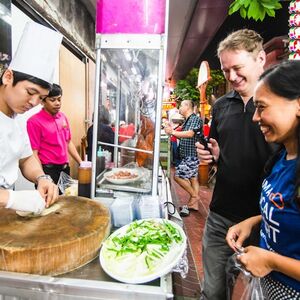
[0,1,176,299]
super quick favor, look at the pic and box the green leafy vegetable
[104,219,183,271]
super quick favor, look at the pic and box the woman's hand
[238,246,275,277]
[226,216,261,252]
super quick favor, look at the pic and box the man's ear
[256,50,266,67]
[2,69,14,85]
[297,98,300,117]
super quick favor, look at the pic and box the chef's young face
[1,69,49,117]
[42,95,62,115]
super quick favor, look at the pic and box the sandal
[179,205,198,212]
[179,205,190,217]
[188,196,199,211]
[188,206,199,212]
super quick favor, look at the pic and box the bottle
[78,160,92,198]
[96,147,105,176]
[103,150,111,168]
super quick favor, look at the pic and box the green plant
[228,0,282,21]
[206,69,226,98]
[173,68,200,105]
[173,68,225,106]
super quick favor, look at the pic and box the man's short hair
[47,83,62,98]
[181,99,195,109]
[217,29,263,58]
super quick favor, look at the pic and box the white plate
[99,218,186,284]
[103,168,142,185]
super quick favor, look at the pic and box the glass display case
[91,33,167,199]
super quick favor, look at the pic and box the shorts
[175,156,199,179]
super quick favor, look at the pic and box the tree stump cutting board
[0,196,111,275]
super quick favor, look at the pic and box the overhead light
[123,49,132,61]
[0,3,11,25]
[0,15,11,24]
[131,66,137,75]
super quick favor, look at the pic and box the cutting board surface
[0,196,111,275]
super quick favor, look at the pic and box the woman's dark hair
[260,60,300,206]
[0,70,51,90]
[47,83,62,97]
[99,105,111,125]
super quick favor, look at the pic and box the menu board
[0,0,11,75]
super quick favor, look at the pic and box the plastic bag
[57,171,78,196]
[226,253,265,300]
[172,247,189,278]
[241,276,265,300]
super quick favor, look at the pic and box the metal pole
[151,0,169,196]
[113,68,121,165]
[91,35,102,198]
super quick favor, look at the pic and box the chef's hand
[37,179,59,208]
[196,138,219,164]
[5,190,46,214]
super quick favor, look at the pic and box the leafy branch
[228,0,282,21]
[173,68,225,106]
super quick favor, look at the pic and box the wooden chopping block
[0,196,111,275]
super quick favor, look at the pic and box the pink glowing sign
[96,0,166,34]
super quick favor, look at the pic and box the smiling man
[27,84,82,185]
[0,22,61,214]
[196,29,274,300]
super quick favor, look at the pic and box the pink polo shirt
[27,109,71,164]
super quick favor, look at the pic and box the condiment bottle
[78,160,92,198]
[96,147,105,176]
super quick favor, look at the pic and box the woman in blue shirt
[226,60,300,299]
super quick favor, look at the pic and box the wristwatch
[36,174,53,183]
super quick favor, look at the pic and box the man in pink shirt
[27,84,82,184]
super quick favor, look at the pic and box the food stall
[0,0,184,299]
[91,0,171,214]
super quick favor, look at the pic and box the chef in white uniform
[0,22,62,214]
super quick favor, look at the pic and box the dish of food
[103,168,142,184]
[100,218,186,284]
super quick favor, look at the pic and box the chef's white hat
[9,21,62,84]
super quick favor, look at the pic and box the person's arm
[164,124,194,138]
[32,149,42,166]
[19,155,58,207]
[271,253,300,281]
[0,190,9,208]
[170,128,194,139]
[67,141,82,164]
[19,155,46,184]
[238,246,300,281]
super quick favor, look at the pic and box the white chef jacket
[0,111,33,188]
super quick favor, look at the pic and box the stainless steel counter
[0,254,173,299]
[0,172,174,300]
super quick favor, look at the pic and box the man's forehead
[22,82,49,95]
[47,95,61,100]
